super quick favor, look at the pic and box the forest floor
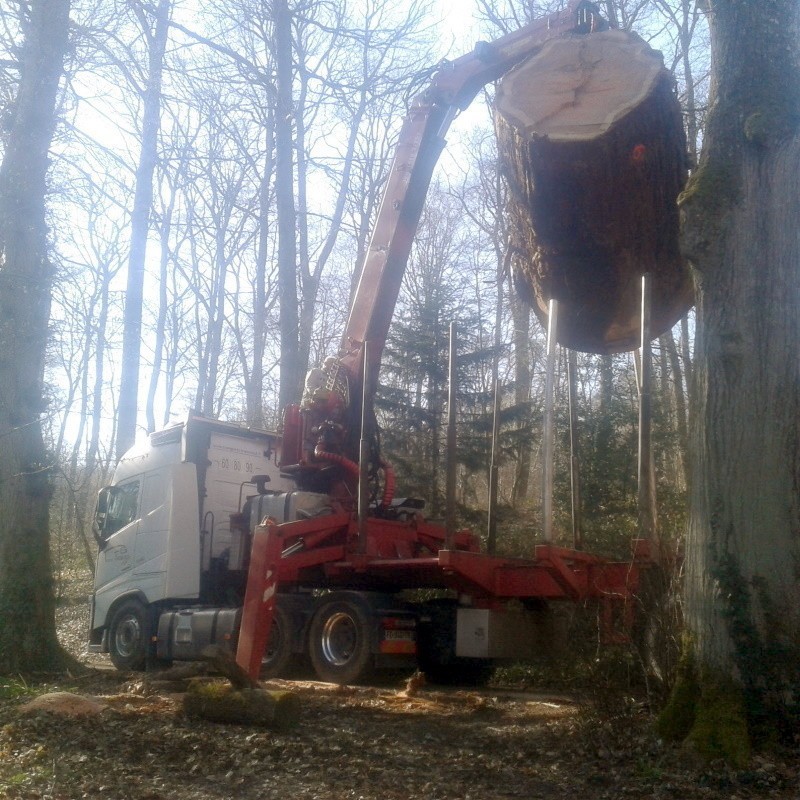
[0,560,798,799]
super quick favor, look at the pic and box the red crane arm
[338,0,606,379]
[289,1,607,485]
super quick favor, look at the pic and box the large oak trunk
[495,29,691,354]
[660,1,800,760]
[0,0,70,673]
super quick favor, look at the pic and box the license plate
[383,630,414,641]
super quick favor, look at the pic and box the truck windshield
[100,481,140,539]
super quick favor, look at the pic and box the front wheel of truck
[108,599,148,671]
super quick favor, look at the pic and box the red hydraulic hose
[313,445,360,478]
[380,459,395,509]
[313,446,395,510]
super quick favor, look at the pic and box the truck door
[94,480,140,592]
[133,471,170,579]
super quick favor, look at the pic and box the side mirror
[93,486,113,547]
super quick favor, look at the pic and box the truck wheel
[308,598,373,685]
[108,600,148,671]
[260,606,293,679]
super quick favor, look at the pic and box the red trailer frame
[237,512,647,679]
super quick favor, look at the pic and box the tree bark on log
[495,29,691,354]
[183,682,300,729]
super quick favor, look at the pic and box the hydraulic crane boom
[341,0,606,379]
[282,0,608,499]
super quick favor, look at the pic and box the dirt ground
[0,562,798,799]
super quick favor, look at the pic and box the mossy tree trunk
[673,0,800,760]
[0,0,70,673]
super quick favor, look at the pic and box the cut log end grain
[495,29,693,353]
[18,692,106,718]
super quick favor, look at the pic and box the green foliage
[377,185,499,519]
[553,354,640,558]
[493,601,649,718]
[0,677,35,700]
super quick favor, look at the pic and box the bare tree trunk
[202,231,229,416]
[664,329,689,490]
[245,129,274,428]
[0,0,70,673]
[663,0,800,760]
[680,314,693,399]
[88,270,110,468]
[274,0,301,410]
[116,0,171,458]
[510,289,532,507]
[146,196,174,432]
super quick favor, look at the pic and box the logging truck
[88,0,689,684]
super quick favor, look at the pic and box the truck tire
[108,599,148,671]
[260,605,293,679]
[308,597,374,685]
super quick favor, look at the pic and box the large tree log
[183,682,300,729]
[182,646,300,729]
[495,29,692,354]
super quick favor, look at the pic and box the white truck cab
[88,416,473,684]
[88,416,301,668]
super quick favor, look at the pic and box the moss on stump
[688,675,750,768]
[656,644,700,742]
[658,655,751,769]
[183,680,299,730]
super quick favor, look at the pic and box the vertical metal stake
[542,299,559,544]
[445,322,458,550]
[567,348,583,550]
[487,378,501,555]
[358,342,371,554]
[637,274,657,544]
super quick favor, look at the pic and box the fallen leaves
[5,567,794,799]
[2,676,799,800]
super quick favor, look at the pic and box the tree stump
[181,645,300,729]
[495,29,692,353]
[183,681,300,730]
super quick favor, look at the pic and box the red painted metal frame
[235,521,283,677]
[236,511,644,680]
